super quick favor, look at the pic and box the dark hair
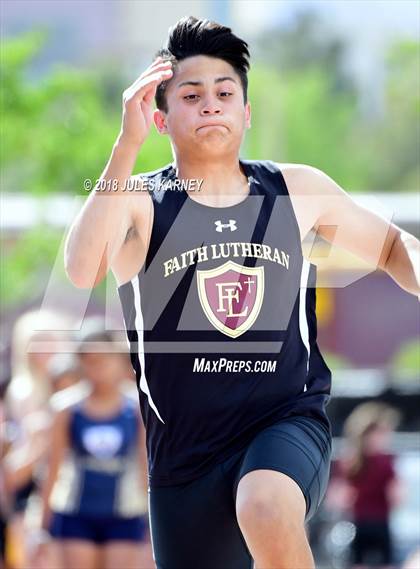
[155,16,250,112]
[74,321,126,356]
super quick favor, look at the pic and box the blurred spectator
[336,402,404,569]
[5,310,72,420]
[37,327,152,569]
[47,354,81,395]
[1,398,10,569]
[3,310,72,569]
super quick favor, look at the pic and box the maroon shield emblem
[197,260,265,338]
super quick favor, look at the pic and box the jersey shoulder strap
[240,159,291,198]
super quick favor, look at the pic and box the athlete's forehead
[165,55,241,95]
[176,75,238,89]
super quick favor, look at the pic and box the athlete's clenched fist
[119,57,173,148]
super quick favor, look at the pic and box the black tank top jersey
[118,159,332,487]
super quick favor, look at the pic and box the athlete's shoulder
[121,378,139,402]
[132,161,173,181]
[130,162,175,206]
[241,158,285,177]
[273,162,328,196]
[243,158,318,183]
[121,390,140,413]
[243,159,320,201]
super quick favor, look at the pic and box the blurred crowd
[323,401,412,569]
[0,309,419,569]
[0,310,154,569]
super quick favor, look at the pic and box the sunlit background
[1,1,419,568]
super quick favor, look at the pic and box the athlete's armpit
[111,188,154,286]
[124,225,138,243]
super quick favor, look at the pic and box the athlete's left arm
[137,416,149,505]
[282,164,420,300]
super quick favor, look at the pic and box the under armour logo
[214,219,237,232]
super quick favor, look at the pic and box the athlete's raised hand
[119,56,173,148]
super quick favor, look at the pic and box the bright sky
[231,0,420,40]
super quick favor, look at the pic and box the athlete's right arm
[39,408,70,531]
[64,57,173,288]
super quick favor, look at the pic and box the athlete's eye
[183,94,199,101]
[219,92,232,97]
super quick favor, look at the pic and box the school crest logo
[197,260,264,338]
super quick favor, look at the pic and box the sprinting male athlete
[65,16,420,569]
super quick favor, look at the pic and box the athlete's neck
[84,389,122,418]
[173,155,249,207]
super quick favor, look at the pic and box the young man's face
[79,351,123,389]
[154,55,251,159]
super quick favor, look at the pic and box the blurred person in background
[48,354,82,395]
[2,403,52,569]
[24,354,85,569]
[37,328,151,569]
[5,310,73,420]
[337,402,404,569]
[3,310,72,569]
[1,392,11,569]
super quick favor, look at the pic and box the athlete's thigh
[149,462,253,569]
[60,540,100,569]
[101,516,146,569]
[233,415,332,523]
[103,541,142,569]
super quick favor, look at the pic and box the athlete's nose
[200,96,222,115]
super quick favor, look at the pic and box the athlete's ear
[154,109,168,135]
[245,101,251,129]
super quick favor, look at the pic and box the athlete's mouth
[196,123,228,131]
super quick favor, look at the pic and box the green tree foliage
[368,40,420,192]
[1,30,171,196]
[252,11,419,192]
[1,30,171,307]
[245,64,361,188]
[390,339,420,383]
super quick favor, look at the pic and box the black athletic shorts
[148,415,332,569]
[49,512,148,544]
